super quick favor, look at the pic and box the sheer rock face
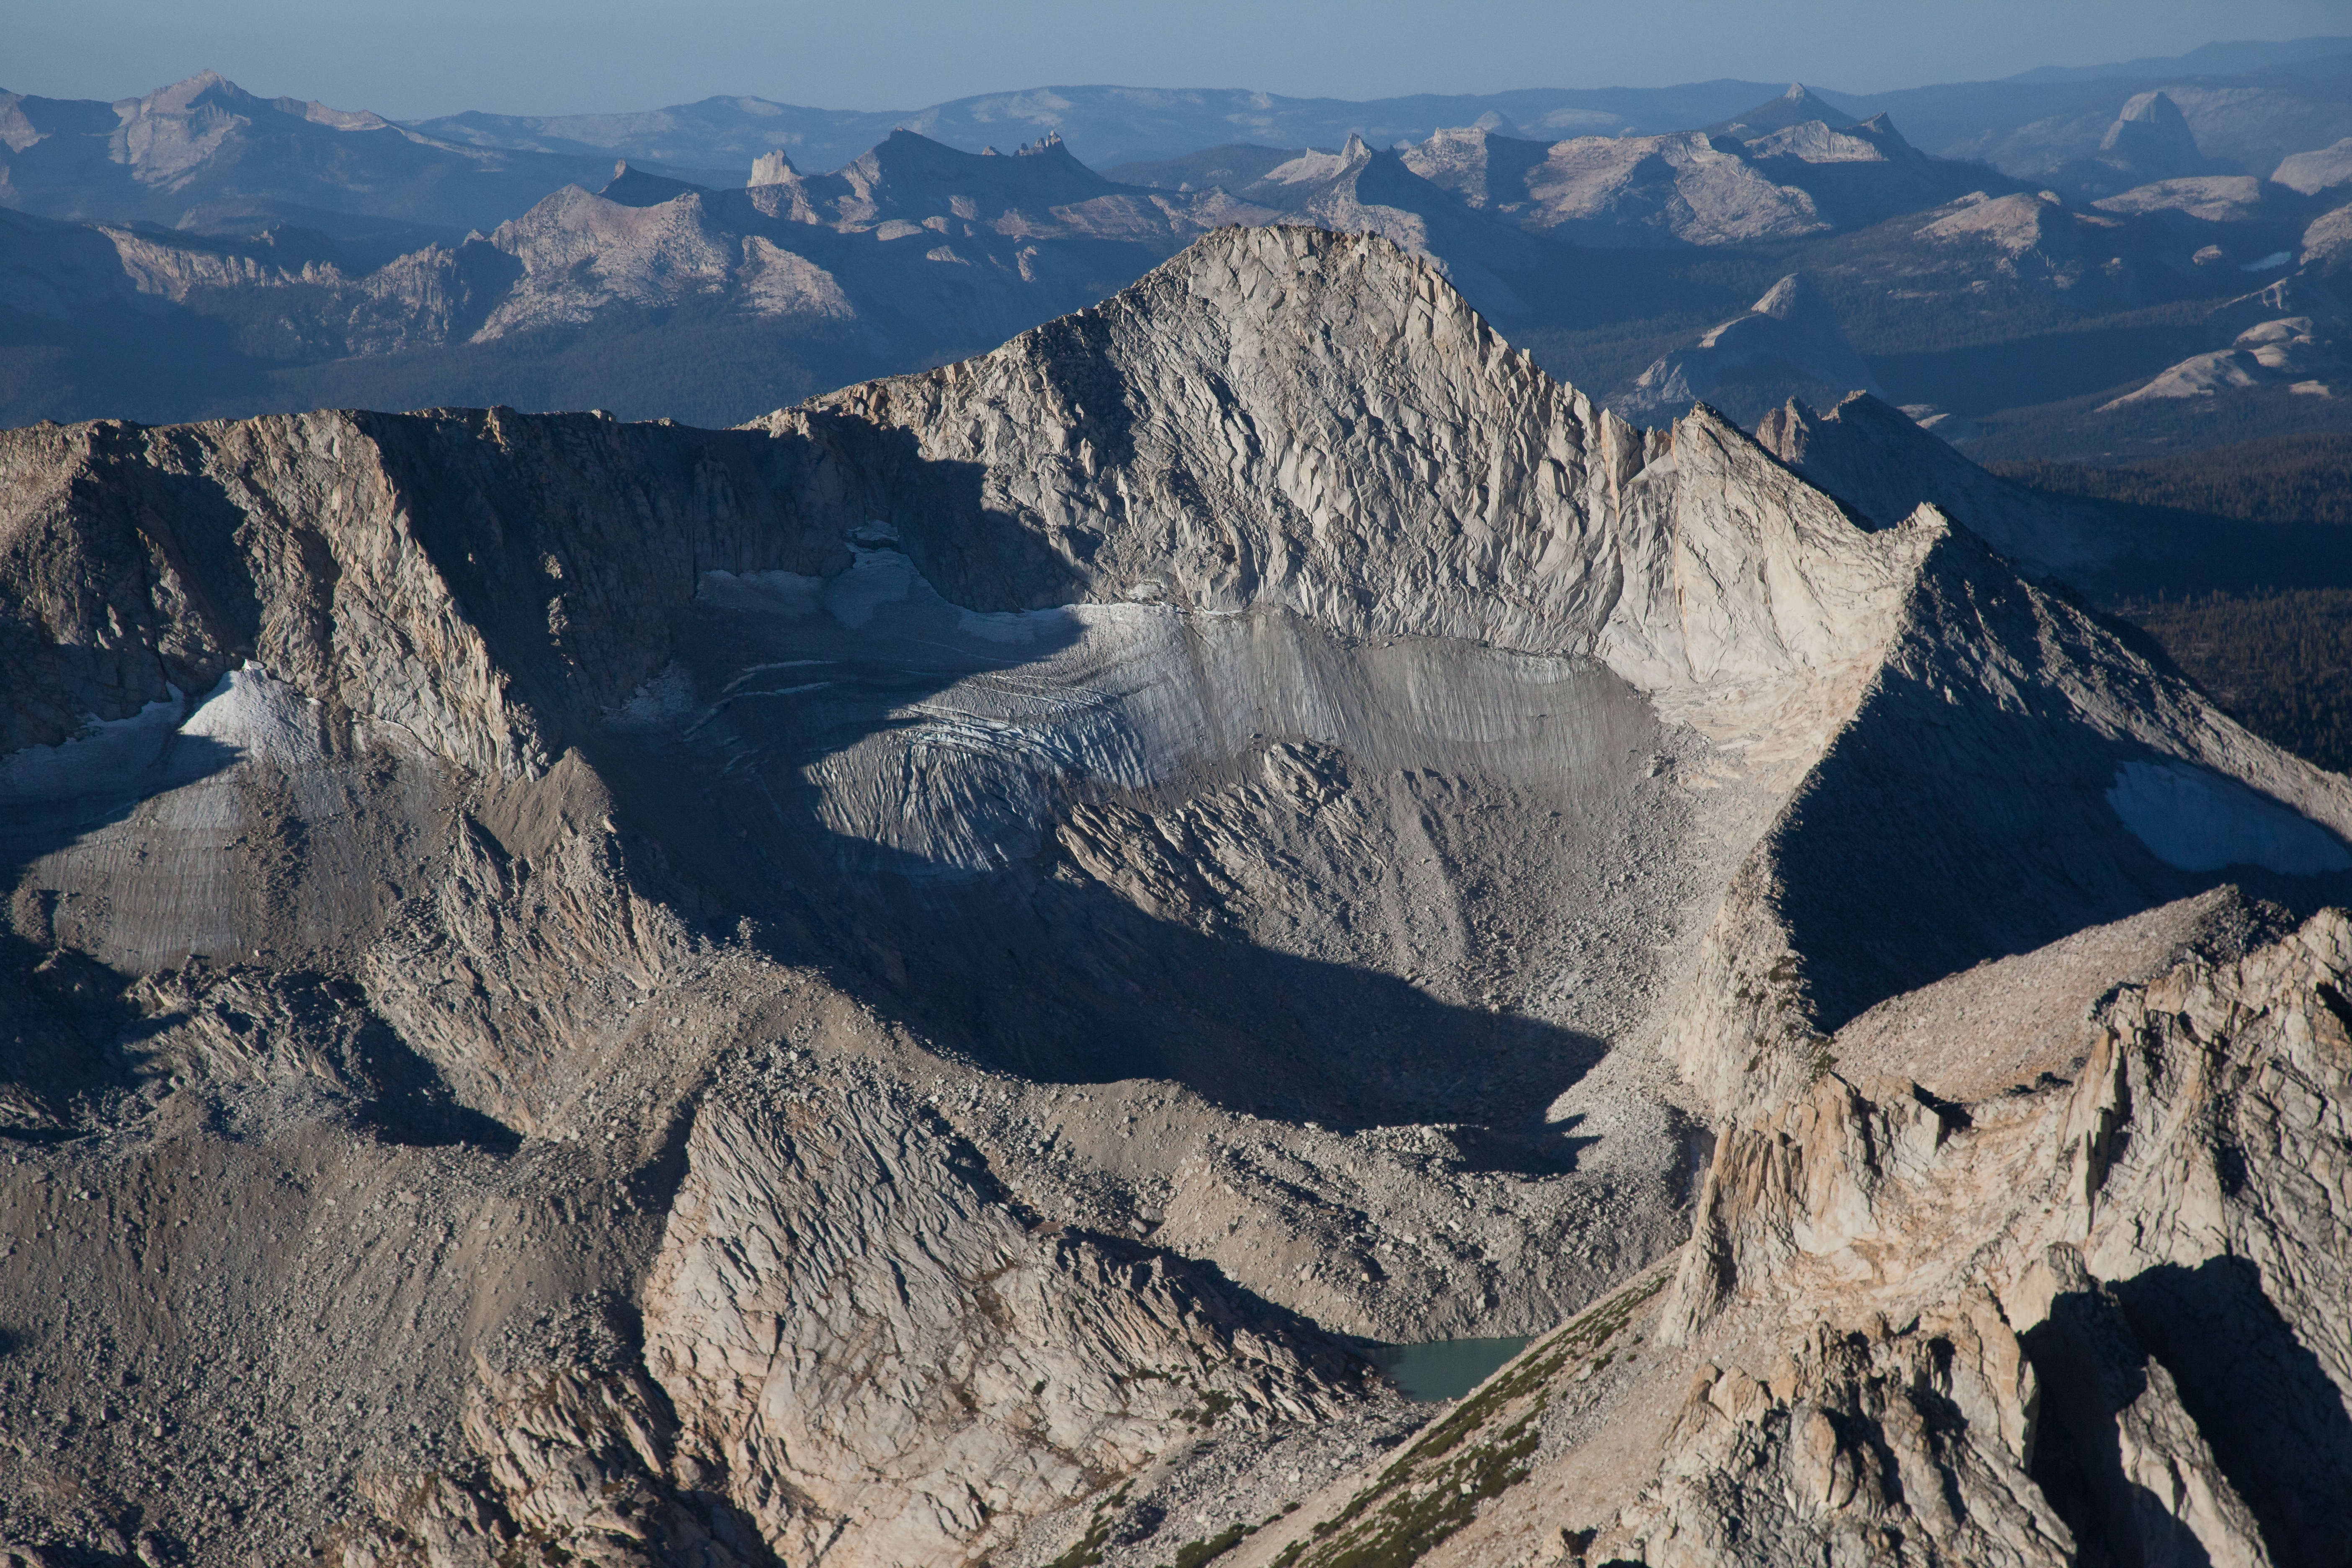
[770,225,1642,645]
[5,227,2352,1568]
[774,226,2352,1104]
[2099,92,2225,185]
[1646,905,2352,1568]
[0,405,860,777]
[773,227,1913,701]
[1753,390,2119,580]
[0,412,539,775]
[1235,898,2351,1568]
[642,1077,1366,1567]
[1619,274,1885,428]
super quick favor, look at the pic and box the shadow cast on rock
[0,733,243,1138]
[2114,1256,2352,1568]
[2022,1284,2219,1568]
[577,665,1607,1178]
[1767,548,2352,1033]
[350,405,1611,1168]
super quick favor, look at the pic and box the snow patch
[179,666,326,769]
[612,663,696,729]
[2107,761,2351,874]
[955,600,1166,645]
[0,666,330,804]
[0,688,186,802]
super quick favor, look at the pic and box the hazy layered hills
[410,80,1821,178]
[8,95,1996,429]
[0,132,1270,427]
[1925,54,2352,191]
[12,40,2352,243]
[0,71,730,245]
[5,225,2349,1568]
[1387,105,2006,245]
[400,37,2352,183]
[11,67,2352,458]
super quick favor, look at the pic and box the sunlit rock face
[3,226,2349,1568]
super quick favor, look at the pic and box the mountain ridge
[0,71,734,241]
[4,224,2351,1567]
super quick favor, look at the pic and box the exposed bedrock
[1230,895,2351,1568]
[0,227,2348,1568]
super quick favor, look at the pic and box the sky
[8,0,2352,119]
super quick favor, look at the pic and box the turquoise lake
[1367,1335,1533,1402]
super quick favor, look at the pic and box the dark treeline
[2118,589,2352,775]
[1989,433,2352,524]
[1994,432,2352,776]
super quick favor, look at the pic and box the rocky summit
[2,225,2349,1568]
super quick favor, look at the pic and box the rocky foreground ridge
[1,226,2349,1567]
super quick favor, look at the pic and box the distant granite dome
[2099,90,2212,178]
[1620,271,1883,426]
[1706,81,1853,138]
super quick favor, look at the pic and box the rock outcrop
[2275,136,2352,195]
[2101,271,2349,407]
[1230,891,2352,1568]
[2092,173,2271,224]
[5,225,2352,1568]
[1402,99,2002,249]
[2099,91,2231,186]
[1753,389,2119,579]
[0,72,664,238]
[1410,128,1830,248]
[644,1075,1367,1565]
[1619,273,1883,427]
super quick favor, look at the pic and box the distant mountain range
[2002,34,2352,84]
[0,85,2051,429]
[385,38,2352,180]
[0,72,734,248]
[407,81,1803,178]
[8,41,2352,240]
[8,49,2352,459]
[394,39,2352,186]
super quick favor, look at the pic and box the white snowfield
[2108,760,2352,875]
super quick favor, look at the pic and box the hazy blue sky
[8,0,2351,119]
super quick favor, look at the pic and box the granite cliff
[1,227,2348,1568]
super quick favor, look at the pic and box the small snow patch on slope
[0,688,185,801]
[180,666,325,768]
[2107,761,2352,874]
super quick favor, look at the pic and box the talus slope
[3,226,2351,1568]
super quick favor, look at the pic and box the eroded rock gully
[1229,897,2351,1568]
[1,227,2347,1568]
